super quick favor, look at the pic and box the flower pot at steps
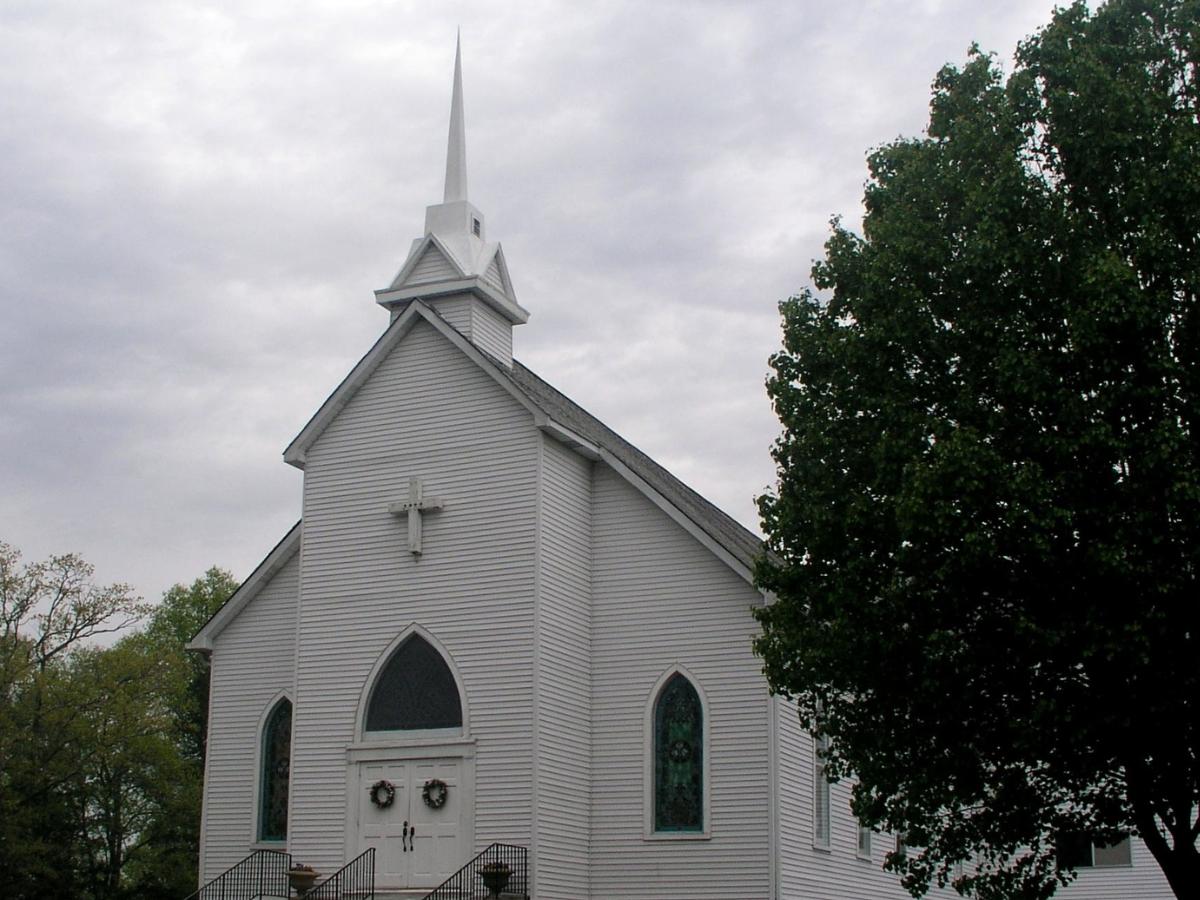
[288,868,320,896]
[479,863,512,897]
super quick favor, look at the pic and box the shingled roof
[497,358,768,575]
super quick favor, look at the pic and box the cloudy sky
[2,0,1055,605]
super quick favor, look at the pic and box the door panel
[356,758,463,888]
[408,759,462,886]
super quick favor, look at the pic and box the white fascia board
[534,414,602,460]
[388,233,468,290]
[284,301,543,468]
[374,276,530,325]
[490,243,517,299]
[187,522,302,652]
[413,303,543,413]
[283,303,428,468]
[596,447,756,586]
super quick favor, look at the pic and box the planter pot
[288,869,320,896]
[479,864,511,897]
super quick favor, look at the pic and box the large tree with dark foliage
[754,2,1199,897]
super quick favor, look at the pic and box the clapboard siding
[428,294,473,337]
[200,550,299,883]
[590,464,771,899]
[533,435,592,899]
[778,698,1175,899]
[408,244,459,284]
[291,319,538,874]
[470,301,513,363]
[776,696,935,900]
[1056,838,1174,899]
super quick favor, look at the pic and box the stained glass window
[654,673,703,832]
[365,634,462,731]
[259,698,291,842]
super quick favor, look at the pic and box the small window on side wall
[813,733,831,848]
[1058,833,1132,869]
[259,698,292,842]
[653,673,704,833]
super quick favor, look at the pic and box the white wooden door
[357,759,463,889]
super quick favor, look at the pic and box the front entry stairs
[185,843,529,900]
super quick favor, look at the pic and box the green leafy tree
[754,2,1199,898]
[124,568,237,899]
[0,541,146,900]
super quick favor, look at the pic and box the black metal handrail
[422,843,529,900]
[184,848,293,900]
[307,847,375,899]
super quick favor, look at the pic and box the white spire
[375,34,529,362]
[443,31,468,203]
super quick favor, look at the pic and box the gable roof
[187,520,301,653]
[198,304,767,649]
[500,362,767,576]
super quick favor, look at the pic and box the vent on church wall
[408,245,459,285]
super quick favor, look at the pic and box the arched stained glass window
[259,698,291,842]
[365,634,462,732]
[654,673,703,832]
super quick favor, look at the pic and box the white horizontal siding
[428,294,472,337]
[533,435,592,899]
[200,551,298,883]
[777,697,1171,899]
[291,319,538,874]
[483,256,504,292]
[407,245,459,285]
[469,301,513,363]
[776,696,943,900]
[590,464,771,899]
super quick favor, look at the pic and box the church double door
[357,758,464,889]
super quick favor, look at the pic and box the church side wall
[290,320,538,874]
[776,694,938,900]
[200,551,299,883]
[776,698,1172,899]
[1055,838,1173,899]
[590,465,771,900]
[533,435,593,900]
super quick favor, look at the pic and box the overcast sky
[1,0,1056,606]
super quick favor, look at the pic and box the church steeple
[443,33,467,204]
[375,36,528,365]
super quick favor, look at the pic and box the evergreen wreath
[368,779,395,809]
[422,778,449,809]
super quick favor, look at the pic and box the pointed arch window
[365,634,462,732]
[653,672,704,833]
[259,698,292,842]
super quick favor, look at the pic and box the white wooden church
[189,42,1173,900]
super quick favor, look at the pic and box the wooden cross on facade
[388,477,445,557]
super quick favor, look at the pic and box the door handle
[402,822,409,852]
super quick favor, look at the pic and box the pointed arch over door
[259,696,292,842]
[362,627,465,735]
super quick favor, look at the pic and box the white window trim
[856,821,873,860]
[812,733,831,850]
[643,664,711,841]
[353,622,470,740]
[250,690,293,848]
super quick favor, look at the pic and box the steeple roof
[375,37,527,331]
[443,33,467,204]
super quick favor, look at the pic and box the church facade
[189,43,1173,900]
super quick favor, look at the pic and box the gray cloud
[1,0,1053,602]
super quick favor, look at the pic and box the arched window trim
[354,623,469,741]
[253,692,292,846]
[642,664,711,841]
